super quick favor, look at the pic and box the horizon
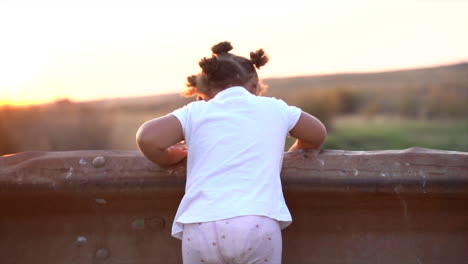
[1,0,468,106]
[4,60,465,108]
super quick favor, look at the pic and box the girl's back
[170,85,301,239]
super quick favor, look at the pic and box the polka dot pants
[182,215,282,264]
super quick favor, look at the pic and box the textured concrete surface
[1,148,467,263]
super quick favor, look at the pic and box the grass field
[322,115,468,152]
[109,112,468,153]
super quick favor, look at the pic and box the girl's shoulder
[256,96,294,108]
[180,100,206,110]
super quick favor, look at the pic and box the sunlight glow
[1,0,467,106]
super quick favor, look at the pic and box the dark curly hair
[182,41,269,98]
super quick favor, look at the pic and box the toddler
[136,41,326,264]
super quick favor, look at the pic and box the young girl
[136,41,326,264]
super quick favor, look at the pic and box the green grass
[323,115,468,152]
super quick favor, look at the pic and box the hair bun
[186,74,197,87]
[199,56,218,75]
[250,49,269,69]
[211,41,233,55]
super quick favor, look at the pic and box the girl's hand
[166,141,188,165]
[173,141,188,151]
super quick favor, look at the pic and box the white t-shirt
[169,86,302,239]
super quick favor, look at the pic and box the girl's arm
[136,115,187,167]
[288,112,327,151]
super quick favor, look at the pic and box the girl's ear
[245,78,259,95]
[256,80,268,95]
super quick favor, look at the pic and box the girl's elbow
[319,123,327,145]
[312,128,327,148]
[136,124,147,148]
[136,122,158,152]
[310,118,327,147]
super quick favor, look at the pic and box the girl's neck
[202,81,258,101]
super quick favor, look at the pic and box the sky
[1,0,468,106]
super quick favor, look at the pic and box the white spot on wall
[353,169,359,176]
[95,198,107,204]
[75,236,87,246]
[419,171,427,190]
[65,167,74,179]
[79,158,87,166]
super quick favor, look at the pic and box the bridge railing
[1,148,467,263]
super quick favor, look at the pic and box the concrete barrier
[1,147,467,263]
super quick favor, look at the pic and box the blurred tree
[331,86,363,114]
[296,89,338,131]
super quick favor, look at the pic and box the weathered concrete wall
[0,148,467,263]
